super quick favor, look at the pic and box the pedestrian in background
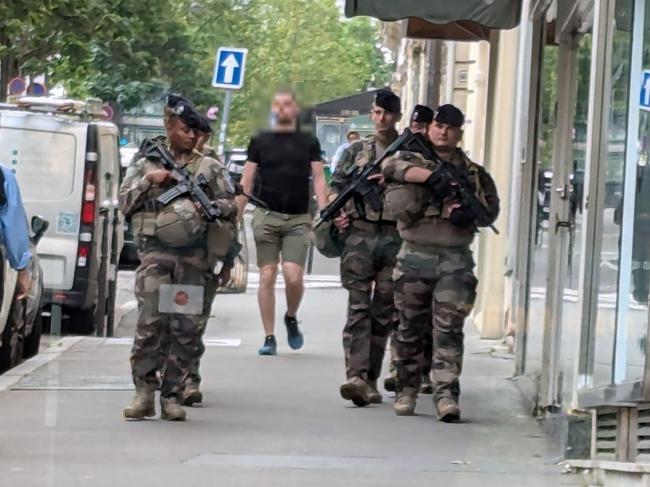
[330,130,361,174]
[329,89,402,407]
[236,89,328,356]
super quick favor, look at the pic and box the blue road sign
[212,47,248,90]
[641,70,650,111]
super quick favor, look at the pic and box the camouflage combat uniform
[119,141,237,401]
[329,135,401,385]
[382,148,499,404]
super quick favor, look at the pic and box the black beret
[410,105,434,124]
[373,89,401,114]
[166,93,201,130]
[434,104,465,127]
[166,94,191,111]
[196,114,213,134]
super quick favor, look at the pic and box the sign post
[212,47,248,155]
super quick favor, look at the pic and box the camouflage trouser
[388,327,432,379]
[185,279,219,390]
[393,243,477,402]
[340,221,401,382]
[131,253,217,399]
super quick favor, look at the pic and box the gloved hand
[425,169,455,199]
[449,207,475,226]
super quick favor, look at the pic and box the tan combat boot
[367,379,383,404]
[160,397,187,421]
[181,382,203,407]
[436,397,461,423]
[394,388,417,416]
[339,376,372,407]
[123,387,156,420]
[419,374,434,395]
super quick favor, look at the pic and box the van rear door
[0,112,87,291]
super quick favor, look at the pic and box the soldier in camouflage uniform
[382,105,500,422]
[329,89,402,407]
[384,105,435,396]
[119,95,237,421]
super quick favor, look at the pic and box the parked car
[0,216,48,372]
[0,97,124,335]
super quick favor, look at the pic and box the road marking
[103,337,242,347]
[119,300,138,312]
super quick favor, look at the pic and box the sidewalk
[0,289,580,487]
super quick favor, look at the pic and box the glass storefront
[517,0,650,410]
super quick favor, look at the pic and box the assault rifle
[141,139,222,222]
[316,128,425,228]
[404,135,499,234]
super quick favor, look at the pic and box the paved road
[0,268,581,487]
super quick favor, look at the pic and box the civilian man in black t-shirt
[237,89,328,355]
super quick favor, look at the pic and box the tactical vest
[384,149,488,226]
[131,151,235,261]
[342,136,395,222]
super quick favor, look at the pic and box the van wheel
[0,300,25,371]
[67,308,96,335]
[24,304,43,359]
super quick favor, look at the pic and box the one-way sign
[212,47,248,90]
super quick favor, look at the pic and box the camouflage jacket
[118,138,237,266]
[382,148,499,247]
[329,134,396,222]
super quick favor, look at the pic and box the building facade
[349,0,650,481]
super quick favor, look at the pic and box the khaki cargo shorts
[251,208,313,267]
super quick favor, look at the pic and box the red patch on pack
[174,291,189,306]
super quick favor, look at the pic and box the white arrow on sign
[221,54,240,84]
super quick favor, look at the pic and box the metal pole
[51,304,62,336]
[217,90,233,157]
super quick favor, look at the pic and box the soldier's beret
[373,89,401,114]
[410,105,434,124]
[434,104,465,127]
[166,93,201,130]
[196,114,213,134]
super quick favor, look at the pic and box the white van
[0,97,124,335]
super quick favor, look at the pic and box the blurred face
[167,117,198,153]
[428,121,462,149]
[272,92,299,125]
[370,103,401,134]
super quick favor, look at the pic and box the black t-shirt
[247,131,321,214]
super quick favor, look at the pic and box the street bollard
[50,303,62,336]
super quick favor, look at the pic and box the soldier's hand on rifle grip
[146,169,173,184]
[367,173,385,187]
[334,210,350,232]
[426,169,455,199]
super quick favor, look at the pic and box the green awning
[345,1,523,37]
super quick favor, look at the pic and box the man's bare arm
[311,160,329,210]
[236,161,258,220]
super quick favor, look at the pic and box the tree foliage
[1,0,390,144]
